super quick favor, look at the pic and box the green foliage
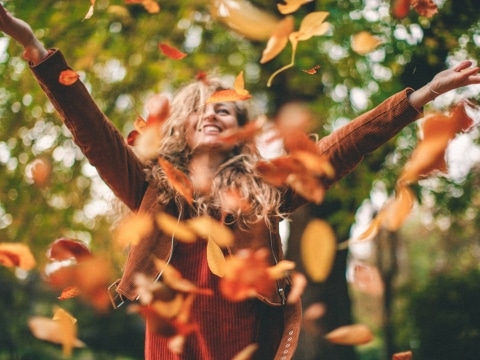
[407,269,480,360]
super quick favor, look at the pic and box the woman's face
[185,102,239,153]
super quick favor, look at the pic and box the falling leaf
[267,11,330,87]
[52,307,80,357]
[392,350,413,360]
[232,343,259,360]
[58,286,82,300]
[391,0,411,19]
[206,238,226,277]
[325,324,374,345]
[83,0,95,20]
[217,115,266,144]
[113,211,153,247]
[145,94,170,126]
[300,219,336,282]
[155,212,198,243]
[411,0,438,17]
[28,157,52,187]
[187,215,235,247]
[286,173,326,204]
[219,188,252,214]
[351,31,382,55]
[159,158,194,205]
[266,260,296,279]
[291,150,335,178]
[382,186,416,232]
[47,238,91,262]
[302,64,320,74]
[159,43,187,60]
[206,71,252,103]
[260,16,295,64]
[0,242,36,270]
[350,261,384,296]
[28,314,85,352]
[59,69,80,86]
[277,0,313,14]
[211,0,281,41]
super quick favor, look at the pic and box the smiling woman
[1,3,480,359]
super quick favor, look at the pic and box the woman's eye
[217,108,229,115]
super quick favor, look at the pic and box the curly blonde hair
[144,77,286,229]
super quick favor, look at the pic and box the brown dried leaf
[0,242,36,270]
[392,350,413,360]
[159,158,194,205]
[300,219,336,282]
[411,0,438,17]
[286,173,326,204]
[159,43,187,60]
[325,324,374,345]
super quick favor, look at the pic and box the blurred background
[0,0,479,359]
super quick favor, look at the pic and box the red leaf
[58,70,80,86]
[391,0,411,19]
[159,43,187,60]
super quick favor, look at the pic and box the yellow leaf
[293,11,330,41]
[206,239,226,277]
[300,219,336,282]
[52,307,80,358]
[277,0,313,15]
[187,216,234,247]
[325,324,374,345]
[260,16,295,64]
[231,343,259,360]
[382,186,416,232]
[156,212,197,243]
[351,31,382,55]
[211,0,281,41]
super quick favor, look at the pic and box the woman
[1,5,480,360]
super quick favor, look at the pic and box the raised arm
[1,4,148,210]
[317,61,480,185]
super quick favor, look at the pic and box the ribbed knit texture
[145,241,259,359]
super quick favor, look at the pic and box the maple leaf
[58,69,80,86]
[0,242,36,270]
[159,43,187,60]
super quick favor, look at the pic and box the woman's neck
[189,151,227,194]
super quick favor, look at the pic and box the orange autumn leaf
[286,173,326,204]
[266,260,296,280]
[302,64,320,74]
[291,150,335,178]
[0,242,36,270]
[217,115,266,144]
[211,0,281,41]
[187,215,235,247]
[411,0,438,17]
[47,238,91,262]
[351,31,382,55]
[206,238,226,277]
[277,0,313,15]
[281,127,319,153]
[206,71,252,103]
[382,186,416,232]
[393,350,413,360]
[350,211,385,244]
[158,157,194,205]
[159,43,187,60]
[285,271,307,304]
[29,157,52,187]
[300,219,336,282]
[267,11,330,87]
[59,69,80,86]
[58,286,82,300]
[260,16,295,64]
[391,0,411,19]
[155,212,198,243]
[125,0,160,14]
[113,211,154,247]
[325,324,374,345]
[28,311,85,354]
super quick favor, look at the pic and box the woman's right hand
[0,4,48,64]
